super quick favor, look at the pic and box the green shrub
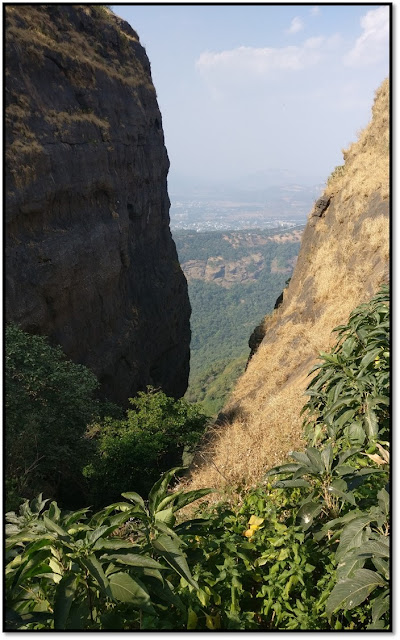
[84,387,208,506]
[5,469,212,630]
[5,324,100,509]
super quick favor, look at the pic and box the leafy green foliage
[6,286,390,630]
[302,283,389,447]
[84,387,208,505]
[266,284,390,628]
[5,324,100,509]
[5,469,213,630]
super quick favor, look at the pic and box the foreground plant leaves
[326,568,386,617]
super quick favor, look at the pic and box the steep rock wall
[188,78,389,493]
[5,5,190,405]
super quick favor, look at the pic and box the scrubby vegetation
[83,388,208,506]
[5,286,390,630]
[5,326,208,512]
[5,325,101,510]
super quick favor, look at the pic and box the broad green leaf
[120,492,146,512]
[148,577,186,612]
[265,463,303,476]
[273,479,310,488]
[338,447,361,464]
[92,538,137,551]
[347,422,366,445]
[377,487,389,517]
[18,549,52,583]
[107,511,135,528]
[360,348,382,368]
[364,405,378,439]
[43,516,69,538]
[326,568,386,616]
[336,515,373,560]
[54,573,78,630]
[48,502,61,522]
[108,572,154,612]
[327,485,356,506]
[341,336,357,358]
[100,552,165,570]
[355,538,389,559]
[152,534,198,589]
[64,508,91,527]
[371,589,390,624]
[148,467,186,515]
[154,507,175,527]
[156,492,181,512]
[171,488,214,512]
[372,557,389,580]
[335,409,357,429]
[187,607,198,630]
[80,554,111,598]
[334,464,356,476]
[324,396,358,420]
[369,395,389,408]
[6,530,46,549]
[30,495,50,515]
[289,451,311,466]
[86,525,119,546]
[297,501,322,530]
[321,444,333,473]
[336,555,364,580]
[23,538,54,557]
[153,519,182,543]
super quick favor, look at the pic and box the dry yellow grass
[185,78,390,501]
[5,6,154,94]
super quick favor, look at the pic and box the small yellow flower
[249,515,264,526]
[243,515,264,537]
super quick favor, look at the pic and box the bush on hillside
[5,324,100,509]
[84,387,209,505]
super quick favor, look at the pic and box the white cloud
[196,37,330,79]
[344,6,389,67]
[310,7,320,17]
[286,16,304,34]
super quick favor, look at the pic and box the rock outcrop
[187,78,389,493]
[5,5,190,405]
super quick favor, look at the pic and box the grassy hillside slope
[187,78,389,493]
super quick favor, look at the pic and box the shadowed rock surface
[5,5,190,405]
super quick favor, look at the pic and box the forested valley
[174,227,302,414]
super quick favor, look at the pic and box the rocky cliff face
[188,78,389,493]
[5,5,190,405]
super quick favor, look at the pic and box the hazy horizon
[111,4,389,190]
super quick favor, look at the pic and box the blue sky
[111,4,390,189]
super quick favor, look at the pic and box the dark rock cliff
[5,5,191,405]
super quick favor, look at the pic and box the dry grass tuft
[185,78,390,500]
[5,6,154,95]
